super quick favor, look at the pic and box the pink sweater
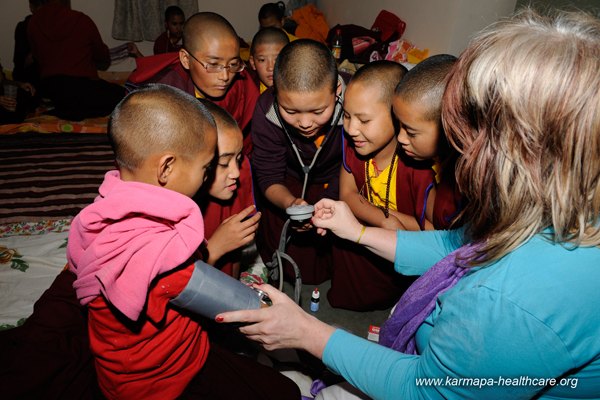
[67,170,204,320]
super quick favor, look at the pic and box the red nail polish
[215,316,224,322]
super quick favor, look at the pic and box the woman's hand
[216,284,335,358]
[206,205,261,264]
[311,199,364,241]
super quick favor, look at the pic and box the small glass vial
[310,287,320,312]
[331,28,342,61]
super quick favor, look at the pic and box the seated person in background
[218,9,600,399]
[196,99,260,278]
[249,27,289,94]
[251,39,345,286]
[26,0,125,121]
[13,0,42,90]
[258,1,298,42]
[128,12,259,156]
[153,5,185,55]
[67,84,299,399]
[0,61,36,124]
[333,60,433,310]
[394,54,463,229]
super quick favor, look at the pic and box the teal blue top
[322,229,600,399]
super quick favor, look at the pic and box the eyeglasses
[185,49,245,73]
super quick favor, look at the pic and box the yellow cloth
[432,161,441,184]
[366,159,398,211]
[194,87,204,99]
[240,47,250,62]
[291,4,329,44]
[284,30,299,42]
[259,82,268,94]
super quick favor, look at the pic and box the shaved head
[109,84,216,171]
[183,12,238,53]
[350,60,407,106]
[395,54,457,121]
[198,98,238,132]
[250,27,289,55]
[274,39,337,94]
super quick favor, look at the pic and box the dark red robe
[200,157,255,276]
[331,137,435,310]
[127,52,259,155]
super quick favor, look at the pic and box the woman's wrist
[341,220,367,243]
[300,314,336,359]
[355,225,366,243]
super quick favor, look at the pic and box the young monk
[258,1,298,42]
[153,5,185,55]
[394,54,462,229]
[127,12,259,155]
[196,99,260,278]
[332,60,435,310]
[251,39,345,285]
[249,27,290,93]
[67,84,299,399]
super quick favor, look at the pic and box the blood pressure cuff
[170,260,261,319]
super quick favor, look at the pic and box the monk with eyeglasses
[128,12,259,156]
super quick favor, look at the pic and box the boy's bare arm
[264,183,306,210]
[423,186,436,230]
[339,166,405,230]
[387,210,424,231]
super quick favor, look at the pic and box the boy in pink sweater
[67,84,299,399]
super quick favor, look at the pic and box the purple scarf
[379,243,480,354]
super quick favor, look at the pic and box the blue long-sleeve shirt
[323,229,600,399]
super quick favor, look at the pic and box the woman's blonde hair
[443,8,600,264]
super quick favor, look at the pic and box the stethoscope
[272,95,344,199]
[267,95,344,302]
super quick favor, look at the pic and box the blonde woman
[218,9,600,399]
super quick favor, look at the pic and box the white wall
[318,0,517,56]
[0,0,266,73]
[0,0,519,73]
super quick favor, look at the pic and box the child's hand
[127,42,144,58]
[206,205,261,264]
[289,197,309,207]
[17,82,35,96]
[288,198,312,232]
[0,95,17,111]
